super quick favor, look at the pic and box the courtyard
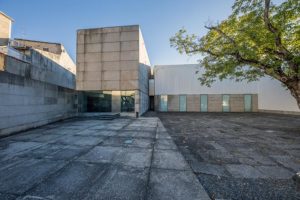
[152,112,300,199]
[0,113,299,200]
[0,116,209,200]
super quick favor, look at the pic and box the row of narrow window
[159,94,252,112]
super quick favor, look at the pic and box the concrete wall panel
[187,95,200,112]
[121,41,139,51]
[208,94,222,112]
[230,94,244,112]
[121,51,139,61]
[168,95,179,112]
[102,42,120,52]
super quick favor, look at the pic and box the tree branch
[263,0,298,74]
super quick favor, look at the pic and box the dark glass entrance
[84,91,112,112]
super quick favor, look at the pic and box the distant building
[76,26,299,115]
[0,11,299,137]
[0,11,13,46]
[153,65,299,113]
[76,25,151,115]
[0,12,76,136]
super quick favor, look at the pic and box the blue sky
[1,0,235,65]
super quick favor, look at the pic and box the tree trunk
[286,80,300,109]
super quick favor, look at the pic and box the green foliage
[170,0,300,87]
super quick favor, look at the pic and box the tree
[170,0,300,108]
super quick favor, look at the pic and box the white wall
[258,77,299,112]
[154,64,299,113]
[154,64,258,95]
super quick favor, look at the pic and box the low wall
[0,52,77,137]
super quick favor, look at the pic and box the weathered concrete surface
[76,25,151,115]
[0,52,76,137]
[0,117,209,200]
[150,112,300,200]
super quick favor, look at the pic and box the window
[200,95,208,112]
[84,91,112,112]
[43,48,49,52]
[160,95,168,111]
[244,94,252,112]
[121,91,135,112]
[222,95,230,112]
[179,95,186,112]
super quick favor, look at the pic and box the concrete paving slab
[117,130,156,139]
[20,144,90,161]
[53,135,105,146]
[0,117,211,199]
[4,132,42,141]
[0,158,65,194]
[154,139,177,150]
[255,166,294,179]
[148,169,210,200]
[152,149,190,170]
[75,129,118,137]
[22,162,108,200]
[78,146,121,164]
[156,131,171,139]
[0,193,17,200]
[124,126,156,132]
[190,161,229,177]
[83,165,148,200]
[115,147,152,168]
[101,137,154,148]
[270,155,300,172]
[0,141,44,161]
[225,164,266,178]
[29,134,63,143]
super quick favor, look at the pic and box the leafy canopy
[170,0,300,87]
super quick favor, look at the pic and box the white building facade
[152,64,299,114]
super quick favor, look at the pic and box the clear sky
[1,0,235,65]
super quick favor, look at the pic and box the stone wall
[0,52,76,137]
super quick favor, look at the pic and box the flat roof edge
[14,38,62,46]
[77,24,140,32]
[0,11,14,22]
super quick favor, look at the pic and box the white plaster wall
[154,64,258,95]
[258,77,299,112]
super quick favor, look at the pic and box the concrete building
[76,25,299,115]
[0,12,76,136]
[76,25,151,115]
[153,64,299,114]
[0,11,13,46]
[12,38,76,74]
[0,10,299,136]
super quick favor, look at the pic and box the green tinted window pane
[200,95,208,112]
[121,91,135,112]
[244,95,252,112]
[85,91,112,112]
[179,95,186,112]
[160,95,168,111]
[222,95,230,112]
